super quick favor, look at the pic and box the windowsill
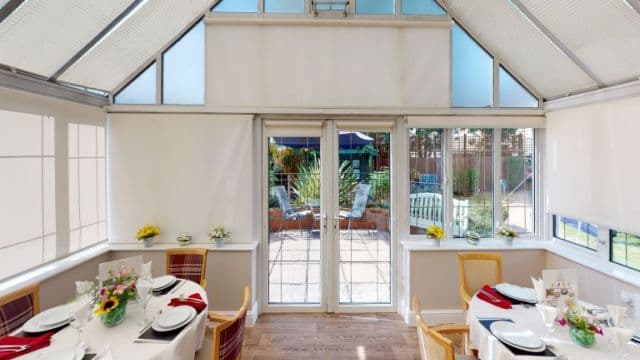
[0,241,260,297]
[401,237,549,251]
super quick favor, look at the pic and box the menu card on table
[98,256,143,285]
[542,269,578,307]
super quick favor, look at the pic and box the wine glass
[69,299,91,346]
[536,304,559,336]
[136,277,153,326]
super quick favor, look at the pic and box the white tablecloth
[467,295,640,360]
[18,280,208,360]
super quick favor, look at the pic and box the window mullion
[444,128,453,237]
[492,128,501,236]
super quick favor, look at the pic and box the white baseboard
[402,306,465,326]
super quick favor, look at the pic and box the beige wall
[107,113,255,244]
[408,250,546,310]
[546,95,640,233]
[206,18,450,109]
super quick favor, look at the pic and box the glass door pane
[268,137,321,304]
[337,131,391,304]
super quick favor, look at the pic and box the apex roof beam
[49,0,145,81]
[0,0,25,24]
[624,0,640,16]
[508,0,606,88]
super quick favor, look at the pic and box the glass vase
[569,326,595,347]
[101,298,128,328]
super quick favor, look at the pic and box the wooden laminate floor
[241,313,420,360]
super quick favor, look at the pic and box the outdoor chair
[0,283,40,337]
[272,185,312,240]
[457,252,503,311]
[339,183,371,239]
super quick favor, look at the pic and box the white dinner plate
[495,283,538,304]
[36,344,85,360]
[152,306,196,332]
[152,275,177,291]
[23,305,72,333]
[490,321,545,351]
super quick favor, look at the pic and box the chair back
[272,185,295,218]
[413,295,455,360]
[213,287,250,360]
[0,284,40,337]
[166,248,208,286]
[457,252,503,306]
[350,183,371,218]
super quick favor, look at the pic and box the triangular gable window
[212,0,258,13]
[452,23,493,108]
[162,20,205,105]
[499,66,538,108]
[402,0,446,16]
[114,62,156,105]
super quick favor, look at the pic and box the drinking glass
[136,277,153,326]
[69,299,91,346]
[536,304,558,336]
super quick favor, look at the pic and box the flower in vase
[94,296,120,316]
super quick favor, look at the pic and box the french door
[263,119,393,312]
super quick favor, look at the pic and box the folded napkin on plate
[531,276,545,303]
[0,332,53,360]
[477,284,512,309]
[168,293,207,313]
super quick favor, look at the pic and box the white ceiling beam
[0,0,24,24]
[508,0,606,88]
[624,0,640,16]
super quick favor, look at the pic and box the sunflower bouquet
[93,267,139,327]
[136,224,160,241]
[426,224,445,239]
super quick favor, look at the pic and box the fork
[0,344,31,352]
[479,289,502,303]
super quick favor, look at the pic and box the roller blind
[407,115,545,128]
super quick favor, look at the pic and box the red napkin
[168,293,207,313]
[0,332,53,360]
[477,284,512,309]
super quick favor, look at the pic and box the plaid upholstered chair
[208,286,250,360]
[0,283,40,337]
[166,248,208,287]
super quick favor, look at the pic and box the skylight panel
[402,0,446,16]
[212,0,258,13]
[451,24,493,108]
[162,21,205,105]
[114,62,156,105]
[499,67,538,108]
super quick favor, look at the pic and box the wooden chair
[166,248,208,287]
[208,286,250,360]
[412,295,474,360]
[457,252,503,311]
[0,283,40,336]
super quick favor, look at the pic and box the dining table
[467,293,640,360]
[14,279,208,360]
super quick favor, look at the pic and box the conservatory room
[1,0,640,359]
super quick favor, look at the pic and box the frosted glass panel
[43,158,56,235]
[452,24,493,108]
[402,0,446,15]
[98,158,106,221]
[70,229,80,252]
[163,21,205,105]
[43,116,55,156]
[0,239,42,278]
[97,126,105,157]
[212,0,257,12]
[114,62,157,105]
[68,123,78,158]
[79,124,97,157]
[79,158,98,226]
[499,67,538,108]
[69,158,79,229]
[44,235,56,261]
[264,0,304,13]
[0,158,42,248]
[81,224,98,248]
[0,110,41,156]
[356,0,394,14]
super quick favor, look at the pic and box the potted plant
[426,225,444,241]
[136,224,160,248]
[558,300,603,347]
[209,225,231,247]
[497,225,518,240]
[77,267,139,327]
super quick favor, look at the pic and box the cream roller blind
[407,115,545,128]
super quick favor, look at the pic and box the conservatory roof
[0,0,639,100]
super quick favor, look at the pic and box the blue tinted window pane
[162,21,205,105]
[452,24,493,108]
[212,0,258,12]
[356,0,394,14]
[114,63,156,104]
[402,0,446,15]
[499,67,538,108]
[265,0,304,13]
